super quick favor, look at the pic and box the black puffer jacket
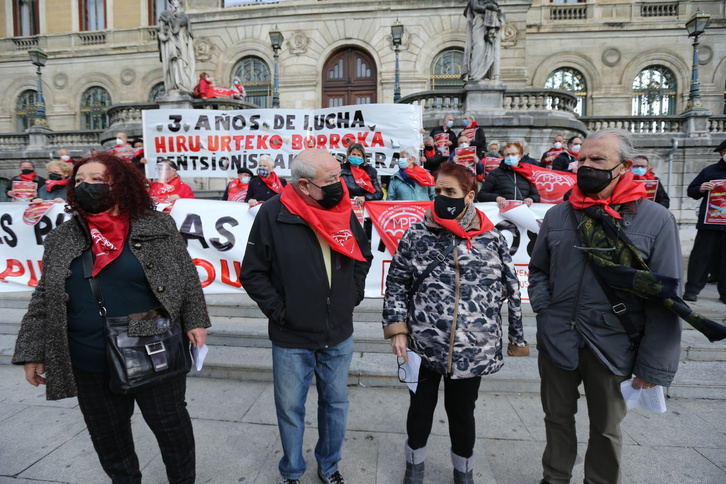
[240,195,373,349]
[477,161,541,203]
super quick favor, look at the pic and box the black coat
[340,162,383,200]
[245,175,287,203]
[423,147,448,174]
[429,126,457,149]
[240,195,373,349]
[477,162,541,203]
[552,151,577,172]
[687,158,726,231]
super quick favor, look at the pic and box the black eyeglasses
[397,356,426,384]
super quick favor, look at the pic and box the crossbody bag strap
[568,206,642,349]
[407,237,457,307]
[82,248,107,318]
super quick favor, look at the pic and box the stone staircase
[2,289,725,399]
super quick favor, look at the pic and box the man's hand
[496,196,507,209]
[524,197,534,207]
[700,181,716,193]
[631,376,656,389]
[390,333,408,362]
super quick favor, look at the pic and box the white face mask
[60,155,71,162]
[554,142,563,150]
[116,138,125,145]
[459,143,469,148]
[571,144,581,154]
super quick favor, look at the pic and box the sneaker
[318,469,346,484]
[279,478,300,484]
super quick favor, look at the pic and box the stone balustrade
[398,89,464,115]
[504,89,578,113]
[0,134,30,150]
[708,116,726,134]
[581,116,684,134]
[46,130,102,146]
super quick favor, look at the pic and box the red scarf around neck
[150,176,182,201]
[404,165,436,186]
[227,178,249,202]
[19,172,36,182]
[280,183,366,261]
[260,171,284,193]
[349,165,376,193]
[45,178,69,192]
[85,212,130,276]
[569,170,646,219]
[633,168,656,181]
[431,207,494,250]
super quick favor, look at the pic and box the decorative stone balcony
[579,116,683,134]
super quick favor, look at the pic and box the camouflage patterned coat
[382,207,526,379]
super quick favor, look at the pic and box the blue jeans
[272,335,353,480]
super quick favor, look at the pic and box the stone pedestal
[463,81,506,113]
[156,91,195,110]
[681,109,712,138]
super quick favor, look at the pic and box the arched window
[430,48,465,90]
[545,67,587,116]
[231,56,271,108]
[80,86,111,130]
[149,82,166,102]
[322,48,377,106]
[632,65,677,116]
[16,89,37,131]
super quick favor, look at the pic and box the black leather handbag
[82,249,191,394]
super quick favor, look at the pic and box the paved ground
[1,362,725,484]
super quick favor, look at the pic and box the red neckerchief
[424,146,436,156]
[260,171,284,193]
[461,121,479,139]
[19,172,36,182]
[85,212,130,276]
[349,165,376,193]
[150,176,182,201]
[633,168,656,181]
[227,178,249,202]
[280,182,366,261]
[45,177,69,192]
[404,165,436,186]
[566,149,579,158]
[569,170,646,219]
[430,207,494,250]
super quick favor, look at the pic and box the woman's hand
[248,199,258,207]
[355,196,365,206]
[187,328,207,348]
[24,362,46,386]
[496,196,507,209]
[168,194,180,202]
[390,333,408,362]
[524,197,534,207]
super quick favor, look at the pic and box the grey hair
[424,136,434,143]
[585,128,638,162]
[290,153,317,184]
[259,154,274,165]
[464,112,476,121]
[401,146,419,159]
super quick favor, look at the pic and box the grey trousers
[538,347,629,484]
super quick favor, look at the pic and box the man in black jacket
[683,139,726,303]
[240,149,372,484]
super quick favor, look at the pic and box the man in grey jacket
[529,129,682,484]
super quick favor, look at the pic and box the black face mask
[434,195,466,220]
[576,162,623,194]
[74,182,113,214]
[309,180,345,209]
[21,169,34,175]
[48,173,63,181]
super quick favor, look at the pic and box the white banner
[0,201,554,300]
[142,105,422,178]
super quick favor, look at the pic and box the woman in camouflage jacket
[382,163,527,484]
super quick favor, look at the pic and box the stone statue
[463,0,505,82]
[158,0,196,92]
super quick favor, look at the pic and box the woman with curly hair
[13,153,210,483]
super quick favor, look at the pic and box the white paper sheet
[501,204,540,234]
[399,349,422,394]
[192,344,209,371]
[620,379,667,413]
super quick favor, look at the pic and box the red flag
[511,163,577,204]
[365,201,432,254]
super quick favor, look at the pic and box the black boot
[451,449,475,484]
